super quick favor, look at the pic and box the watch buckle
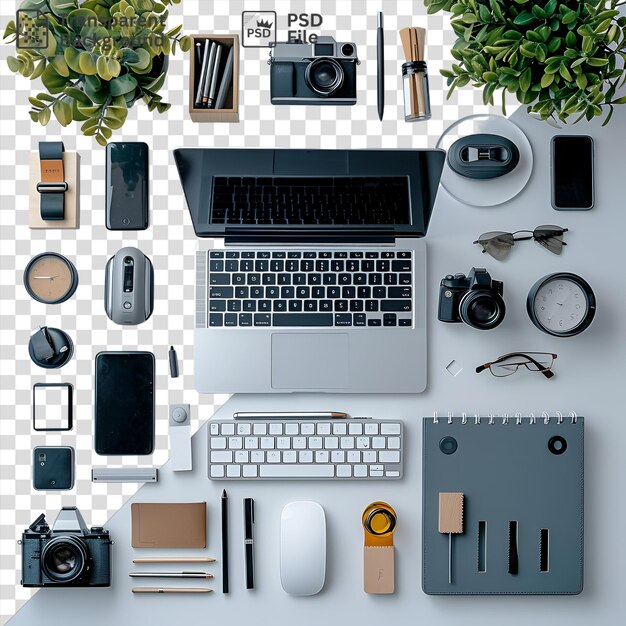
[36,182,69,194]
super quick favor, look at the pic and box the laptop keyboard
[210,176,411,225]
[204,249,414,328]
[208,419,403,480]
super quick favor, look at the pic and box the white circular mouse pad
[436,114,533,207]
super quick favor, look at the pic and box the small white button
[317,423,331,435]
[237,423,251,435]
[269,423,283,435]
[210,465,224,478]
[253,424,267,435]
[365,423,379,435]
[348,423,363,435]
[381,423,401,435]
[354,465,368,477]
[222,423,235,436]
[285,424,298,435]
[301,423,315,435]
[242,465,258,478]
[211,451,232,463]
[210,437,226,450]
[226,465,241,478]
[336,465,352,477]
[251,450,265,463]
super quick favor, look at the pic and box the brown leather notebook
[131,502,207,549]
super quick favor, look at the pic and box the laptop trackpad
[271,333,349,389]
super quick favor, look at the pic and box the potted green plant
[424,0,626,125]
[4,0,190,144]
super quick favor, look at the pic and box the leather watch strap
[37,141,67,221]
[363,501,396,594]
[30,327,55,362]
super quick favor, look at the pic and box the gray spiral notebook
[422,414,584,595]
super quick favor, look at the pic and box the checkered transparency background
[0,0,506,622]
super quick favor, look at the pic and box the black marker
[244,498,254,589]
[222,489,229,593]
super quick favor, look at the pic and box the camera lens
[459,290,505,330]
[341,43,355,57]
[42,537,88,583]
[305,58,344,96]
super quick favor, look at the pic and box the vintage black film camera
[269,36,359,105]
[20,507,112,587]
[438,267,506,330]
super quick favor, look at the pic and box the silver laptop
[174,148,445,394]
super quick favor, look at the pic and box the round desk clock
[24,253,78,305]
[527,272,596,337]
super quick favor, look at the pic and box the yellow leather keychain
[362,501,396,594]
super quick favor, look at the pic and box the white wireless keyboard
[208,419,403,480]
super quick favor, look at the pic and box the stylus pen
[129,572,214,578]
[377,11,384,121]
[244,497,254,589]
[132,587,213,593]
[233,412,349,420]
[133,557,215,564]
[194,39,211,108]
[207,43,222,108]
[222,489,229,594]
[201,42,218,107]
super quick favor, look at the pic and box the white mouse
[280,501,326,596]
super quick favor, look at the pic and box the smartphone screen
[105,142,149,230]
[95,352,154,455]
[552,135,594,210]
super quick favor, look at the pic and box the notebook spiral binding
[432,411,578,425]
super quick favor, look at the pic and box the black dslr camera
[20,507,111,587]
[438,267,505,330]
[269,36,359,105]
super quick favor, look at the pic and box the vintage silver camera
[269,36,359,105]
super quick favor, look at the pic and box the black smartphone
[33,446,74,490]
[551,135,594,210]
[94,351,155,455]
[105,142,149,230]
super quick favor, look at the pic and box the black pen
[244,497,254,589]
[221,489,229,594]
[377,11,385,121]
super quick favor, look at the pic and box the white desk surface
[9,107,626,625]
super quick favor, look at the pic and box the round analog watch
[24,253,79,305]
[527,272,596,337]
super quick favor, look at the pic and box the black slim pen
[221,489,229,594]
[377,11,385,121]
[244,498,254,589]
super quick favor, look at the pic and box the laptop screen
[174,148,445,240]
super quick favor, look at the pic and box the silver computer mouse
[104,247,154,325]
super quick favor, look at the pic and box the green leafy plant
[4,0,191,144]
[424,0,626,125]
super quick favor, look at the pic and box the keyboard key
[350,251,364,258]
[365,251,379,258]
[387,437,401,449]
[296,286,310,299]
[350,300,364,312]
[399,273,412,285]
[251,450,265,463]
[211,451,233,463]
[278,274,291,285]
[210,300,226,312]
[335,313,352,326]
[389,287,412,298]
[299,451,313,463]
[210,260,224,272]
[260,465,334,478]
[307,273,321,285]
[336,465,352,477]
[354,313,366,326]
[226,465,241,478]
[379,450,401,463]
[227,300,241,312]
[267,451,281,463]
[209,251,224,258]
[392,260,411,272]
[301,423,315,435]
[368,273,382,285]
[354,465,368,478]
[239,313,252,326]
[349,423,363,435]
[235,286,248,298]
[210,465,225,478]
[372,437,386,449]
[365,423,379,435]
[335,300,348,312]
[258,251,271,259]
[228,437,243,449]
[327,286,340,298]
[381,300,412,312]
[315,450,329,463]
[317,423,331,435]
[269,424,283,435]
[357,437,370,449]
[285,423,298,435]
[210,437,226,449]
[380,423,401,435]
[210,423,219,436]
[222,423,235,435]
[210,313,223,326]
[293,437,307,449]
[283,451,297,463]
[287,251,302,258]
[254,313,271,326]
[309,437,323,449]
[243,465,258,478]
[354,273,367,285]
[331,450,345,463]
[383,313,397,326]
[244,437,259,449]
[277,437,290,449]
[366,300,379,312]
[293,274,306,285]
[258,300,271,312]
[240,259,254,272]
[262,273,276,285]
[243,300,256,312]
[273,313,333,326]
[253,423,267,435]
[333,423,347,435]
[237,423,251,435]
[324,436,339,449]
[255,260,269,271]
[341,436,355,449]
[225,260,238,272]
[247,273,260,284]
[235,450,249,463]
[210,274,230,285]
[370,469,384,477]
[399,318,411,327]
[376,260,390,272]
[368,319,382,326]
[323,274,337,285]
[373,287,386,298]
[363,451,377,463]
[270,260,284,272]
[384,273,398,285]
[210,286,233,299]
[272,251,286,258]
[226,251,240,258]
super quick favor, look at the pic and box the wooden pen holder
[188,34,240,123]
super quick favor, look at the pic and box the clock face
[533,278,588,333]
[24,254,78,304]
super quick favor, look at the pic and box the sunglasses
[474,225,568,260]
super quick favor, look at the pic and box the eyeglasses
[476,352,557,379]
[474,225,568,260]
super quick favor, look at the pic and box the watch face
[533,278,589,334]
[24,253,78,304]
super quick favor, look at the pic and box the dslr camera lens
[305,58,344,96]
[460,291,506,330]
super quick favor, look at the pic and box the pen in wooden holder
[399,27,431,122]
[438,492,464,584]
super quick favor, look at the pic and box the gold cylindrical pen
[132,557,215,564]
[132,587,212,594]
